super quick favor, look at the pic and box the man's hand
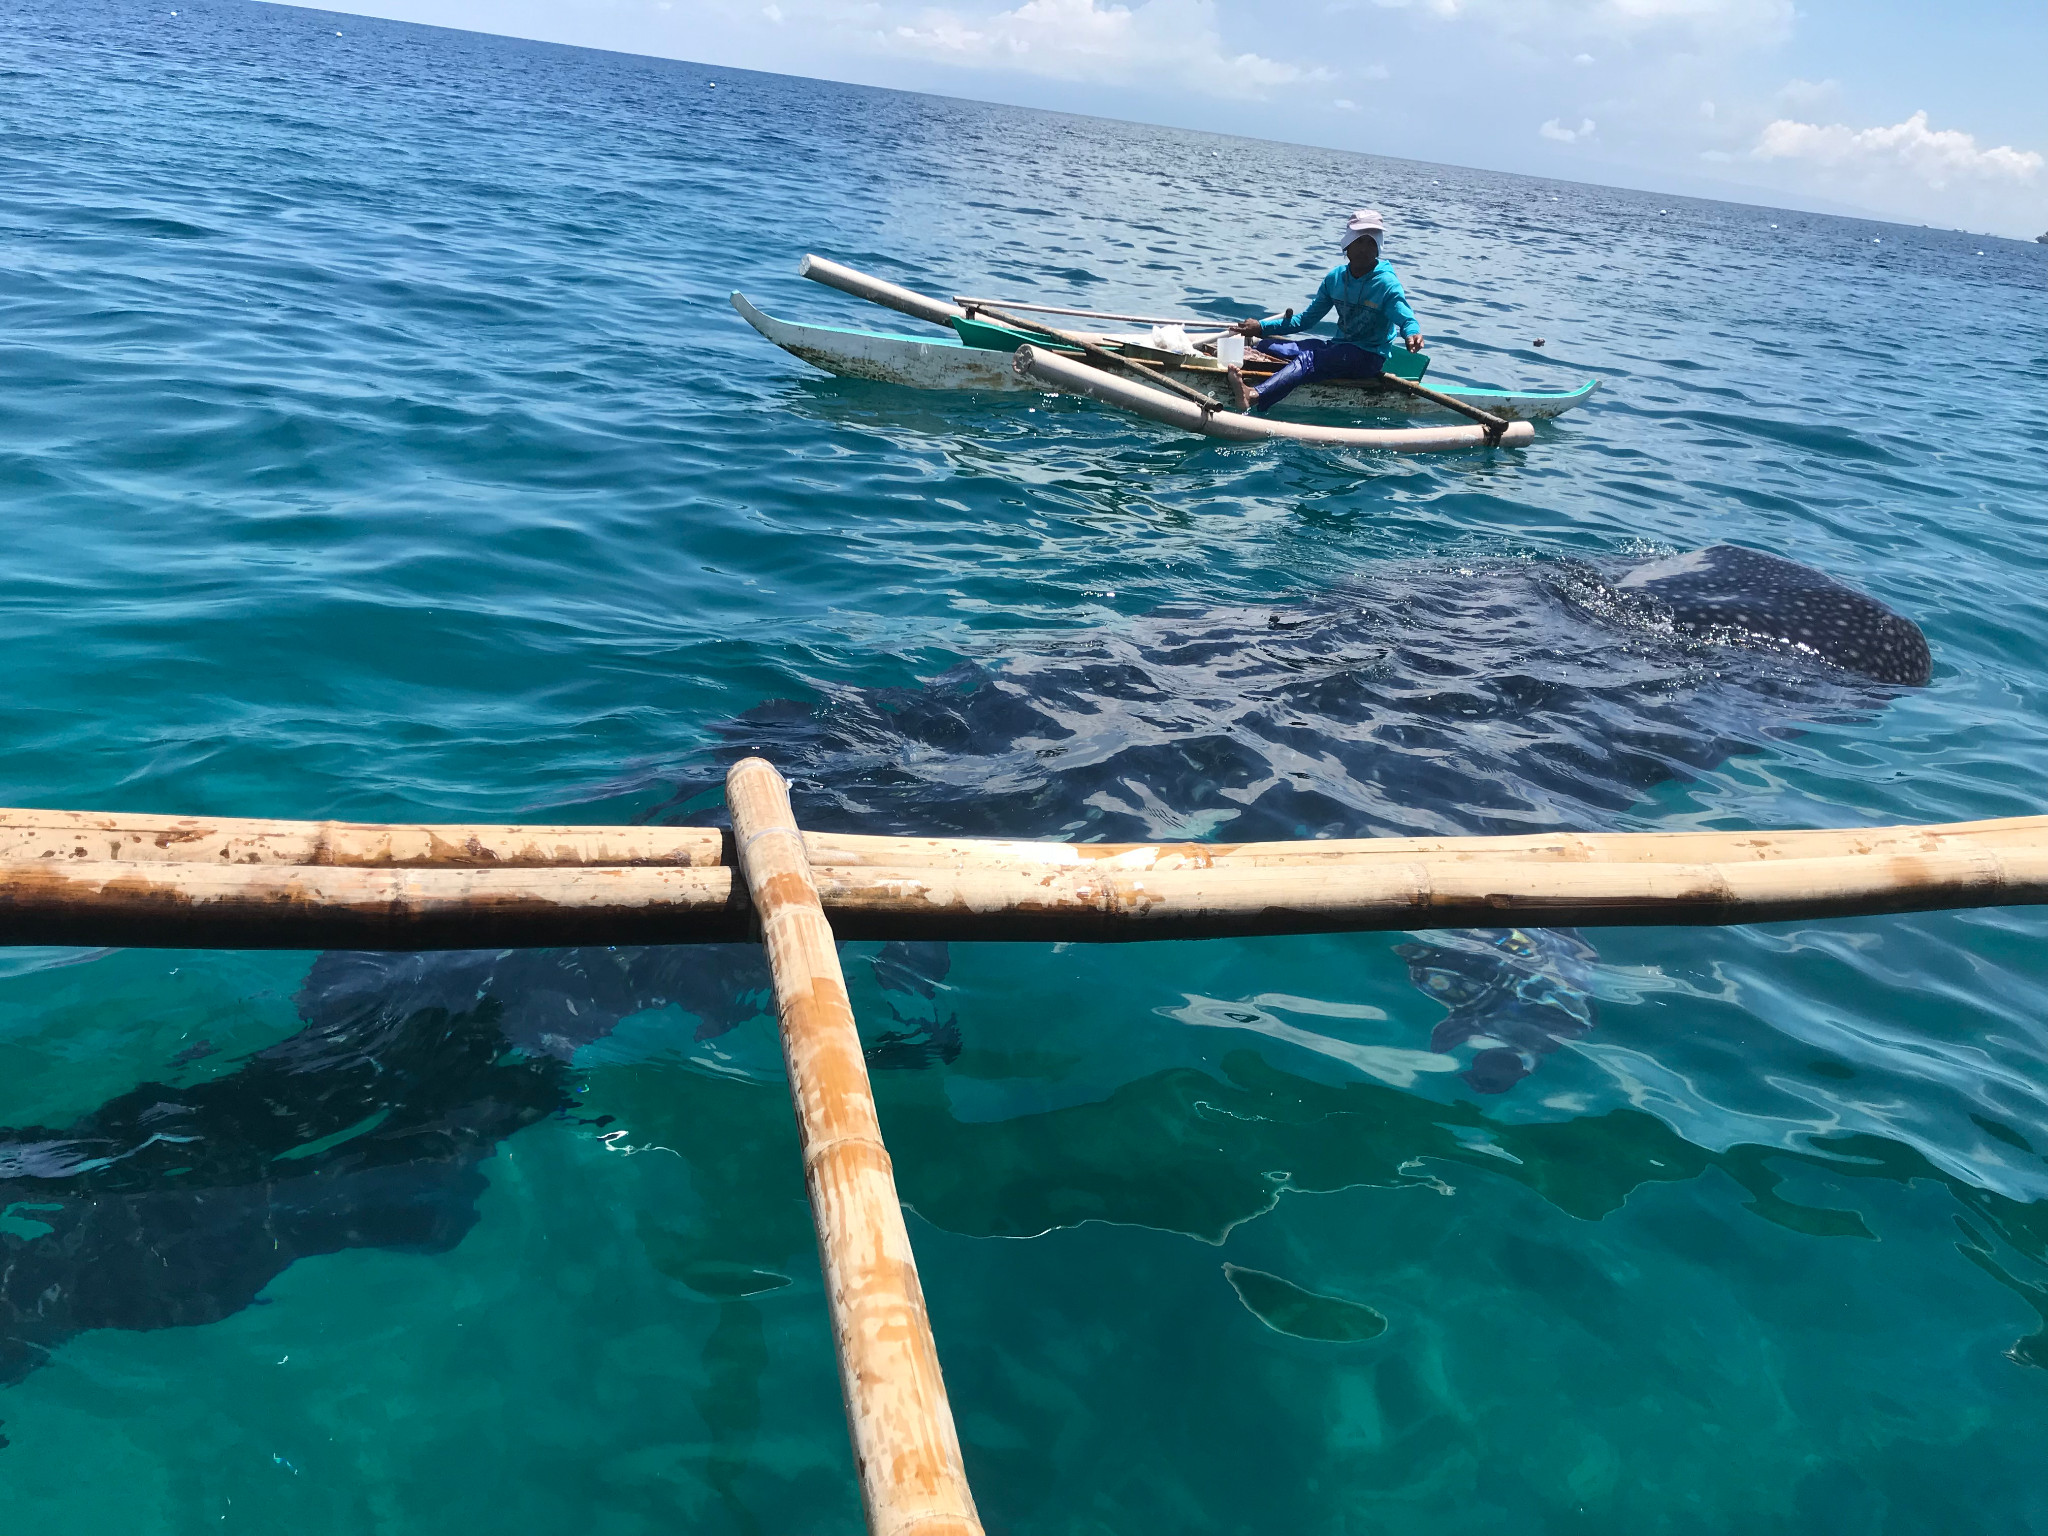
[1405,333,1426,353]
[1230,318,1264,338]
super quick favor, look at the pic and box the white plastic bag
[1147,324,1200,355]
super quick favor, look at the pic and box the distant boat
[732,294,1598,421]
[732,261,1597,422]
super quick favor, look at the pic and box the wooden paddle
[958,301,1222,413]
[1373,366,1512,443]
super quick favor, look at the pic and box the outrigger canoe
[731,257,1597,424]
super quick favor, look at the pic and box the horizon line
[256,0,2046,245]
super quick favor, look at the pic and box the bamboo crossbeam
[10,809,2040,872]
[0,860,747,949]
[726,760,984,1536]
[800,253,966,329]
[800,816,2048,870]
[0,809,723,868]
[812,844,2047,939]
[0,808,2043,948]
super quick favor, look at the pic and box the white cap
[1340,209,1385,250]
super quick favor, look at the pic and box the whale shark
[0,544,1932,1381]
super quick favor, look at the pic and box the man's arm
[1235,273,1333,337]
[1381,272,1425,353]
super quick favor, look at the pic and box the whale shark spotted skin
[1618,545,1931,686]
[0,547,1930,1379]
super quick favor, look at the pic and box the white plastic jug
[1215,332,1246,368]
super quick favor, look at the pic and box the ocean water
[4,0,2048,1529]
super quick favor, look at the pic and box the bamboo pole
[1014,345,1538,452]
[2,808,2044,949]
[7,808,2043,873]
[0,810,722,868]
[808,843,2048,939]
[0,860,746,949]
[952,296,1234,330]
[725,759,983,1536]
[802,816,2048,870]
[800,254,966,330]
[959,300,1224,411]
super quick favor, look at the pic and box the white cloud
[1333,97,1358,110]
[1755,110,2043,190]
[1540,116,1596,142]
[1746,109,2043,232]
[1371,0,1790,49]
[888,0,1314,97]
[1774,76,1838,111]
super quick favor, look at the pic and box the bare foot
[1227,367,1253,412]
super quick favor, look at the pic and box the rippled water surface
[4,0,2048,1529]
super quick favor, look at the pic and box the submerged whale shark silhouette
[0,545,1931,1381]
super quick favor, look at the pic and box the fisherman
[1227,209,1425,413]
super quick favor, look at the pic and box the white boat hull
[731,293,1596,420]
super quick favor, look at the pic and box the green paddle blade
[1385,347,1429,381]
[952,314,1076,352]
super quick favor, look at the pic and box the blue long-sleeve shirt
[1259,259,1419,354]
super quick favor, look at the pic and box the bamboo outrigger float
[6,769,2046,1534]
[1014,346,1535,451]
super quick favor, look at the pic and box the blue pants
[1251,338,1385,412]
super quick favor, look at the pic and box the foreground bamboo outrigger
[6,768,2046,1536]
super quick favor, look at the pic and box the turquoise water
[5,0,2048,1528]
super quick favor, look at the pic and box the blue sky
[277,0,2046,237]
